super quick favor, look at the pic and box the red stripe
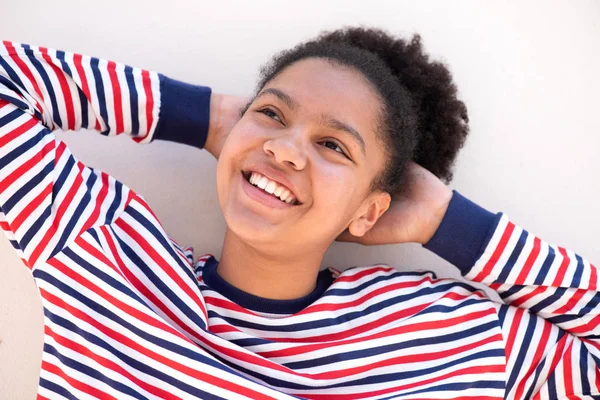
[504,307,525,362]
[114,217,208,320]
[39,47,75,130]
[98,225,209,341]
[261,291,496,344]
[303,364,505,400]
[513,320,553,399]
[45,325,178,399]
[515,236,541,284]
[10,183,52,232]
[256,308,498,359]
[3,41,46,115]
[77,171,110,237]
[474,221,515,282]
[590,262,598,291]
[39,287,275,400]
[41,360,117,399]
[510,286,547,308]
[29,144,83,267]
[554,288,586,315]
[71,53,101,131]
[334,265,395,283]
[551,247,571,287]
[563,340,575,395]
[106,61,124,134]
[0,113,38,148]
[141,70,154,135]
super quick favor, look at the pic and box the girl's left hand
[335,161,453,246]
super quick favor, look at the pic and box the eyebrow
[256,87,367,157]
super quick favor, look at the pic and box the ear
[347,191,391,237]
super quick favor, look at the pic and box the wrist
[205,93,222,158]
[418,187,453,245]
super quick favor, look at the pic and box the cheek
[312,167,359,210]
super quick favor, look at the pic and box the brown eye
[320,140,349,158]
[258,108,282,123]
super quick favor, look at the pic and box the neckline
[201,256,335,315]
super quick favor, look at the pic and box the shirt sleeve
[424,190,600,397]
[0,41,211,271]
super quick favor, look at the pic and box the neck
[217,228,326,300]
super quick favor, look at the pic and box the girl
[0,27,598,399]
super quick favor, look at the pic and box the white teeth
[265,181,277,194]
[247,171,298,204]
[257,176,268,189]
[279,189,291,202]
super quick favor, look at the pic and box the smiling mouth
[241,171,301,206]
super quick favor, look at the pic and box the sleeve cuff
[423,190,502,274]
[154,75,212,150]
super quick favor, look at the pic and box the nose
[263,129,308,170]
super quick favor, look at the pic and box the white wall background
[0,0,598,398]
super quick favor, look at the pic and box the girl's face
[216,58,390,254]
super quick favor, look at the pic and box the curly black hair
[253,26,469,195]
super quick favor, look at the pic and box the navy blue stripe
[529,287,567,314]
[0,92,31,112]
[220,347,503,391]
[39,306,227,400]
[61,246,150,308]
[105,179,122,224]
[21,44,63,128]
[582,292,600,315]
[208,281,487,334]
[124,66,139,135]
[44,343,146,399]
[325,270,438,298]
[4,156,53,212]
[52,150,76,203]
[109,224,207,331]
[534,245,556,285]
[49,167,98,259]
[496,230,528,283]
[34,270,243,381]
[284,320,500,370]
[523,338,556,400]
[581,340,592,394]
[499,284,526,300]
[126,205,202,288]
[497,304,508,328]
[379,378,505,399]
[547,314,580,325]
[39,377,78,400]
[0,54,30,98]
[571,254,584,288]
[0,74,27,98]
[0,113,48,171]
[547,365,557,397]
[55,50,89,128]
[89,57,109,134]
[505,311,537,393]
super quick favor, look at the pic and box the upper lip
[243,164,303,204]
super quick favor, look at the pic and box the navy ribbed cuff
[423,190,502,274]
[154,75,212,150]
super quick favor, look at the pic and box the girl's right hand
[205,94,248,160]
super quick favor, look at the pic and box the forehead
[263,58,382,137]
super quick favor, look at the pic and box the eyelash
[257,107,350,159]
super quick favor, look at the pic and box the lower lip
[241,172,298,210]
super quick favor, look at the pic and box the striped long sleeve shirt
[1,41,599,400]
